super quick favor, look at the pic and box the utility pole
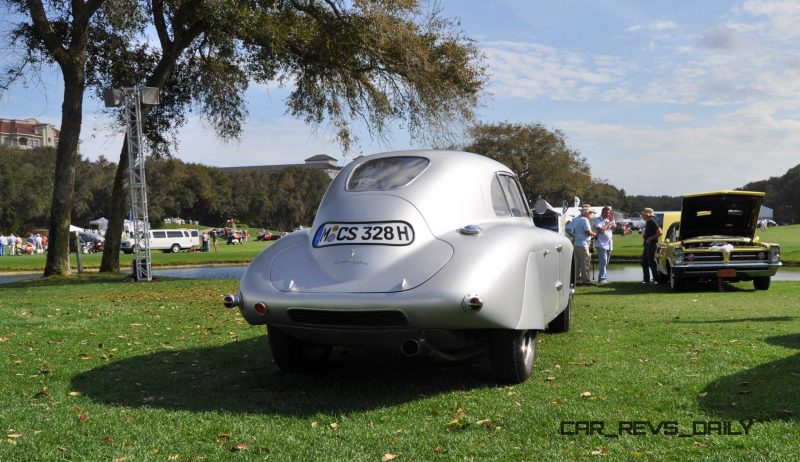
[104,87,160,281]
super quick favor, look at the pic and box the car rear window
[347,157,429,191]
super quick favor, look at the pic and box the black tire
[753,276,771,290]
[669,266,685,291]
[547,294,571,334]
[131,245,139,254]
[122,250,131,254]
[267,325,332,373]
[490,329,537,384]
[171,244,181,253]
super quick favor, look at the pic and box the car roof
[318,150,517,235]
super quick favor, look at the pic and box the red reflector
[254,303,268,315]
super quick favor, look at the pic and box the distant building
[221,154,342,179]
[0,118,59,149]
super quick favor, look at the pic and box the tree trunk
[99,138,129,273]
[44,72,85,276]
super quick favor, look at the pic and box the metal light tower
[104,87,160,281]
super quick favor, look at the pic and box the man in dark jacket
[641,207,662,284]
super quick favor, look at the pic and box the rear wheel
[490,329,537,384]
[267,325,332,373]
[171,244,181,253]
[753,276,771,290]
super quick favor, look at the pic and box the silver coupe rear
[224,149,574,383]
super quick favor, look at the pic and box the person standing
[641,207,662,284]
[34,234,43,254]
[0,233,6,256]
[7,233,16,256]
[210,229,219,252]
[202,231,210,252]
[594,206,617,284]
[571,205,597,285]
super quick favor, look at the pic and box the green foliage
[0,147,115,233]
[457,122,592,206]
[743,164,800,224]
[0,149,330,233]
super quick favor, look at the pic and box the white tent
[69,224,83,232]
[88,217,109,234]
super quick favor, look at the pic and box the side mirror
[533,198,549,215]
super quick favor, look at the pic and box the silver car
[224,150,575,383]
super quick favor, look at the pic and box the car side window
[152,231,166,239]
[498,174,528,217]
[667,223,679,241]
[491,176,511,217]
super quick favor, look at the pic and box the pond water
[2,264,800,285]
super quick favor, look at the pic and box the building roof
[0,118,60,138]
[305,154,337,162]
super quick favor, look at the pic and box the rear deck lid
[269,194,453,293]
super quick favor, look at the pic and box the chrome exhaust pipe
[401,339,424,357]
[222,293,240,309]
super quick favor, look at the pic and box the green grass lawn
[611,224,800,264]
[1,276,799,460]
[0,238,274,273]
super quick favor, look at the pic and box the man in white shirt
[593,206,617,284]
[0,234,7,256]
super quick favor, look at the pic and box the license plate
[717,269,737,277]
[313,221,415,248]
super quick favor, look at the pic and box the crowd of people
[567,205,662,286]
[0,232,48,256]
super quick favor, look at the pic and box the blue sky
[3,0,800,196]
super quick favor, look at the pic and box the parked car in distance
[256,230,284,241]
[121,228,200,253]
[655,191,781,291]
[223,150,575,384]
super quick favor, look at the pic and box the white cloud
[627,20,678,32]
[662,113,695,123]
[559,104,800,195]
[482,41,629,101]
[742,0,800,38]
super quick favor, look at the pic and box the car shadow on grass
[698,334,800,423]
[70,337,497,416]
[578,281,759,295]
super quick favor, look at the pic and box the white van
[121,229,200,253]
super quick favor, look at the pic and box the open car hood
[679,191,763,240]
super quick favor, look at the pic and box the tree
[94,0,485,272]
[457,122,592,206]
[2,0,115,275]
[584,180,628,211]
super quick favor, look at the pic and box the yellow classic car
[655,190,781,291]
